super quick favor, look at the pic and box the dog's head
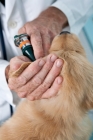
[50,32,86,57]
[49,32,93,112]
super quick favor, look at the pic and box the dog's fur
[0,33,93,140]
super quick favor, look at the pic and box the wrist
[39,7,68,29]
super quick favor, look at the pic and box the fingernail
[50,54,57,62]
[57,77,62,84]
[39,60,45,66]
[56,60,63,67]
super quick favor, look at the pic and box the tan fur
[0,33,93,140]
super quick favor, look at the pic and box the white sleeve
[0,60,15,107]
[51,0,93,34]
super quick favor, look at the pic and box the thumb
[18,26,26,35]
[9,56,31,72]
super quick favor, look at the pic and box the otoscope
[14,34,35,61]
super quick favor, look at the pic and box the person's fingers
[41,76,63,99]
[19,22,50,59]
[18,22,34,35]
[9,58,45,90]
[18,59,46,85]
[41,33,51,55]
[27,59,63,100]
[18,26,26,34]
[41,58,63,89]
[18,22,33,35]
[19,23,44,59]
[9,56,31,72]
[31,31,44,59]
[18,22,54,59]
[17,54,58,98]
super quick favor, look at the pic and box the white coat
[0,0,93,124]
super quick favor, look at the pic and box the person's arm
[39,6,68,30]
[51,0,93,34]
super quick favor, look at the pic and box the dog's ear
[61,54,93,111]
[63,54,93,111]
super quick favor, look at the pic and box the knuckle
[32,25,38,31]
[24,22,31,28]
[36,49,44,57]
[18,27,24,34]
[27,95,34,101]
[18,94,23,98]
[42,81,50,89]
[10,57,23,70]
[21,22,32,35]
[32,77,42,86]
[34,50,44,59]
[45,63,52,70]
[35,34,41,41]
[8,78,16,90]
[8,84,14,90]
[10,56,17,64]
[36,40,42,46]
[18,76,27,85]
[33,35,42,45]
[34,96,39,100]
[18,91,27,98]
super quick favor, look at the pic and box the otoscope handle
[14,34,35,62]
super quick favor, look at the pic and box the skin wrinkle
[18,7,68,59]
[9,54,62,100]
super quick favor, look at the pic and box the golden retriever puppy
[0,33,93,140]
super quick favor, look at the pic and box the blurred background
[79,15,93,140]
[79,15,93,65]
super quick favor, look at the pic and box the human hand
[8,54,63,100]
[18,7,68,59]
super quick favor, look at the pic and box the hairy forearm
[39,7,68,29]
